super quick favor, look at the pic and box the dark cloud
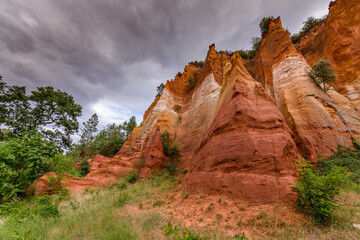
[0,0,331,131]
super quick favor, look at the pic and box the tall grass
[0,171,177,239]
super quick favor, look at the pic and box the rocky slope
[30,0,360,204]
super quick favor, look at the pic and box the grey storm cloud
[0,0,331,130]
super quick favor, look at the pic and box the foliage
[80,113,99,144]
[190,61,204,69]
[126,170,138,184]
[122,116,137,139]
[78,159,90,177]
[259,16,275,34]
[162,221,202,240]
[317,146,360,183]
[69,116,136,159]
[109,180,128,190]
[161,130,179,157]
[251,37,261,51]
[0,135,58,203]
[188,70,200,90]
[238,37,262,59]
[167,162,177,176]
[46,174,69,197]
[44,154,78,176]
[291,16,326,43]
[0,77,82,149]
[173,104,182,113]
[157,83,165,96]
[294,160,349,224]
[0,169,178,240]
[233,233,249,240]
[310,59,337,93]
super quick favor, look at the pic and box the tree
[80,113,99,143]
[157,83,165,96]
[251,37,262,51]
[0,77,82,149]
[121,116,137,139]
[310,59,337,93]
[259,16,275,34]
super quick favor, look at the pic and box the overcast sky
[0,0,331,133]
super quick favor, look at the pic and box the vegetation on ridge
[291,16,327,43]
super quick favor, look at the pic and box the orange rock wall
[297,0,360,113]
[255,17,360,161]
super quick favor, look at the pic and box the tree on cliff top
[157,83,165,96]
[259,16,275,34]
[310,59,337,93]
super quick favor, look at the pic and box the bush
[79,159,90,177]
[294,160,348,224]
[310,59,337,93]
[162,221,201,240]
[0,135,58,203]
[161,130,179,157]
[190,61,204,69]
[259,16,275,34]
[318,146,360,183]
[291,16,326,43]
[109,180,127,190]
[188,70,200,90]
[126,171,138,184]
[238,37,261,60]
[36,195,60,218]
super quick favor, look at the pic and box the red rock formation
[31,2,360,203]
[29,154,136,195]
[296,0,360,113]
[183,53,300,204]
[255,17,360,161]
[139,127,167,178]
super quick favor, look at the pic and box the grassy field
[1,146,360,239]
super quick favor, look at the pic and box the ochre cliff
[30,0,360,205]
[255,17,360,161]
[296,0,360,113]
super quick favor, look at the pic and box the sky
[0,0,331,133]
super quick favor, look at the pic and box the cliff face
[255,17,360,161]
[111,45,301,204]
[30,0,360,204]
[296,0,360,113]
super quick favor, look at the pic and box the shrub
[162,221,201,240]
[157,83,165,96]
[167,162,177,176]
[161,130,179,158]
[291,16,326,43]
[188,70,200,90]
[79,159,90,177]
[0,135,58,203]
[126,171,138,184]
[190,61,204,69]
[173,104,182,113]
[259,16,275,34]
[36,195,60,218]
[294,160,348,224]
[310,59,337,93]
[109,180,128,190]
[153,199,165,208]
[317,146,360,183]
[114,192,130,208]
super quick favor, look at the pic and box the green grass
[0,171,177,240]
